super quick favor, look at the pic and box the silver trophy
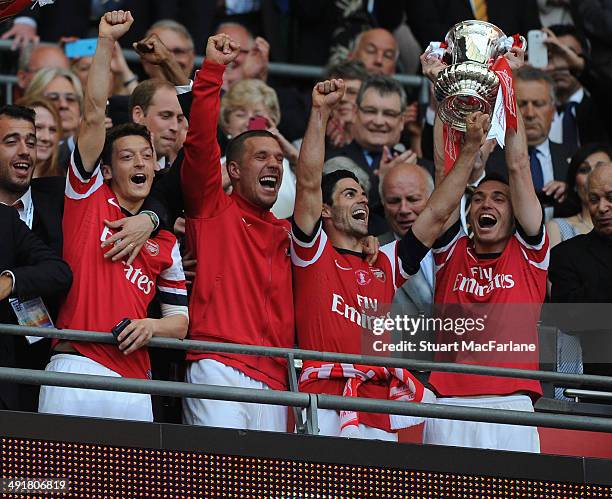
[434,20,508,131]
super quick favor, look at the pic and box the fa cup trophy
[434,20,511,131]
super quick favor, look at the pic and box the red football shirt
[292,220,428,430]
[57,149,187,379]
[429,222,549,398]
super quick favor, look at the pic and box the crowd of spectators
[0,0,610,453]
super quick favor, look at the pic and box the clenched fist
[99,10,134,42]
[312,79,345,112]
[205,33,241,66]
[464,112,490,149]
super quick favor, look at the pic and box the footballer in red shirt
[422,56,548,453]
[38,11,188,422]
[292,78,491,440]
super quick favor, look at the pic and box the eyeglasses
[358,106,402,119]
[44,92,79,104]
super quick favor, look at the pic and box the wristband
[140,210,159,231]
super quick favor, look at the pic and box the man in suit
[0,103,166,411]
[487,66,571,220]
[0,105,72,411]
[549,162,612,377]
[545,24,609,155]
[378,164,435,360]
[406,0,541,49]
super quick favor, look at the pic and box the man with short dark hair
[423,53,548,452]
[129,79,186,169]
[326,75,418,230]
[291,77,488,440]
[38,10,188,422]
[180,33,294,432]
[0,104,72,412]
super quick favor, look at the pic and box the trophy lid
[445,20,507,65]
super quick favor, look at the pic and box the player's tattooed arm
[78,10,134,172]
[294,79,345,236]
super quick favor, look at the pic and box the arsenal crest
[144,239,159,257]
[371,267,386,282]
[355,269,371,286]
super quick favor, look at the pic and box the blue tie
[529,147,544,192]
[561,101,579,153]
[364,150,381,169]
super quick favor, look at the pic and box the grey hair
[147,19,194,48]
[350,29,399,61]
[18,42,61,72]
[356,75,407,111]
[379,163,434,200]
[515,65,557,104]
[323,156,371,194]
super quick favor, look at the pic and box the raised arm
[78,10,134,171]
[505,111,542,235]
[181,34,240,218]
[293,79,345,235]
[412,112,489,248]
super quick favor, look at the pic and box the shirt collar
[568,87,584,104]
[534,138,551,159]
[1,188,32,218]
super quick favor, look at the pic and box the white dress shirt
[549,87,584,144]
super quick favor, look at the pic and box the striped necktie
[473,0,489,21]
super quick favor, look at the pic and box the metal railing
[0,39,430,105]
[1,323,611,436]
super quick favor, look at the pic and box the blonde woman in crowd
[24,67,83,140]
[17,96,64,178]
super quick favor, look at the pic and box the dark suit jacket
[574,93,610,150]
[486,140,571,183]
[549,229,612,376]
[0,205,72,410]
[406,0,541,48]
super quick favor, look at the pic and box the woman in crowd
[219,78,298,219]
[17,96,63,178]
[23,68,83,140]
[547,143,612,248]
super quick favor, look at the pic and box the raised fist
[205,33,241,66]
[464,112,490,149]
[99,10,134,42]
[133,33,171,66]
[312,79,345,111]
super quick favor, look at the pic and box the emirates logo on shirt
[355,269,371,286]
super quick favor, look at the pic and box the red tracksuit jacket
[181,60,295,390]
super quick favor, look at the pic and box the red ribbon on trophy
[0,0,55,21]
[441,33,524,173]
